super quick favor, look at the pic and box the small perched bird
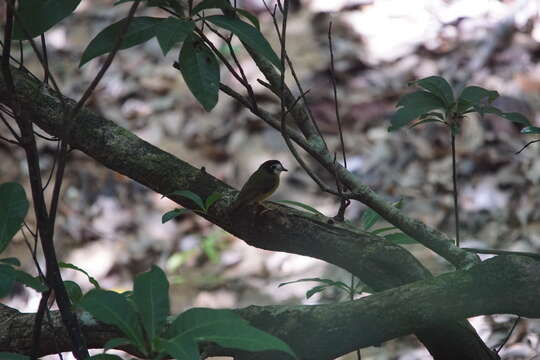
[230,160,287,213]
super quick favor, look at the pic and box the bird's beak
[280,165,288,172]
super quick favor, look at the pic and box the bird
[230,160,287,213]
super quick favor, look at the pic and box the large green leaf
[169,308,296,357]
[0,353,30,360]
[13,270,47,292]
[457,86,499,113]
[206,15,281,69]
[0,182,29,253]
[0,264,16,298]
[177,34,220,111]
[414,76,454,107]
[133,266,170,340]
[155,17,195,55]
[13,0,81,40]
[160,335,200,360]
[192,0,232,14]
[389,91,445,131]
[79,289,145,348]
[80,17,164,67]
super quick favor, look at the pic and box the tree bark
[0,63,509,359]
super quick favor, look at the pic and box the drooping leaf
[0,182,29,253]
[0,353,31,360]
[13,270,47,292]
[79,289,145,348]
[276,200,323,215]
[169,190,206,210]
[103,337,132,352]
[63,280,83,304]
[169,308,296,357]
[498,112,530,126]
[457,86,499,113]
[0,258,21,266]
[204,192,223,210]
[360,208,380,231]
[305,284,330,299]
[0,264,15,298]
[177,34,220,111]
[155,17,195,55]
[279,277,349,292]
[521,126,540,134]
[384,232,417,244]
[414,76,454,107]
[133,266,170,340]
[206,15,281,69]
[389,91,446,131]
[85,355,124,360]
[80,17,164,67]
[192,0,232,14]
[13,0,81,40]
[59,262,100,288]
[162,208,191,223]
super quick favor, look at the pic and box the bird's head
[260,160,288,175]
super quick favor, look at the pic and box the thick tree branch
[0,63,494,359]
[1,255,536,359]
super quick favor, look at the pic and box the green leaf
[0,353,30,360]
[169,190,206,211]
[79,289,145,348]
[192,0,232,13]
[80,17,164,67]
[155,17,195,55]
[204,192,223,210]
[276,200,324,216]
[177,34,220,111]
[305,284,331,299]
[389,91,446,131]
[0,182,29,254]
[279,277,350,292]
[521,126,540,134]
[235,9,260,30]
[414,76,454,107]
[0,264,15,298]
[162,208,191,223]
[498,112,530,126]
[63,280,83,304]
[133,266,170,340]
[160,334,200,360]
[13,0,81,40]
[457,86,499,113]
[0,258,21,266]
[59,262,100,288]
[360,208,380,231]
[370,226,397,235]
[103,337,132,352]
[384,232,418,244]
[206,15,281,69]
[85,355,124,360]
[13,270,47,292]
[409,118,445,129]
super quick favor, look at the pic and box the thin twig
[515,139,540,154]
[328,22,347,169]
[0,109,20,141]
[451,132,460,247]
[495,316,521,353]
[40,34,49,84]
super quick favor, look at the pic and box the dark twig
[495,316,521,353]
[451,132,460,247]
[40,35,49,85]
[328,22,347,169]
[515,139,540,154]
